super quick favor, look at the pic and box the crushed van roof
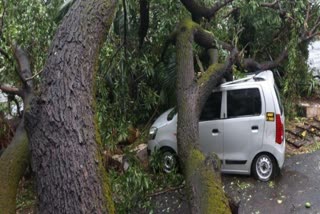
[221,70,274,86]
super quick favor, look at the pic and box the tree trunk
[0,120,30,214]
[175,19,231,214]
[25,0,117,213]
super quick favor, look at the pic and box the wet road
[222,150,320,214]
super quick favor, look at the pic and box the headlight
[149,127,158,140]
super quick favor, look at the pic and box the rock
[305,202,311,208]
[299,102,320,118]
[132,143,148,162]
[111,154,130,172]
[104,143,148,172]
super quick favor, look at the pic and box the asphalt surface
[136,150,320,213]
[222,150,320,214]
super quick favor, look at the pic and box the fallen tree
[172,0,320,213]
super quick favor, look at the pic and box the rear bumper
[277,149,285,169]
[275,141,286,169]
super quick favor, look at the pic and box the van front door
[199,92,223,160]
[223,88,264,172]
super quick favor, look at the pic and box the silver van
[148,71,285,181]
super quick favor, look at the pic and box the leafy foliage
[110,151,183,213]
[96,0,188,148]
[0,0,60,85]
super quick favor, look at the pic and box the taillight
[275,114,283,144]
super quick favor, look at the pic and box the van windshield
[274,85,284,114]
[167,107,177,121]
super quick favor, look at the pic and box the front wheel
[161,148,178,173]
[252,153,278,181]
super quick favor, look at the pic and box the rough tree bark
[175,19,232,214]
[25,0,117,213]
[0,45,33,214]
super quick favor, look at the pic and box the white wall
[308,40,320,76]
[0,93,6,103]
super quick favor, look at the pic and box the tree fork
[0,45,33,214]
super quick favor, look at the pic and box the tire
[161,148,178,173]
[252,153,278,181]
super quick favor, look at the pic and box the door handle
[212,129,219,136]
[251,126,259,130]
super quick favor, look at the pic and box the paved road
[222,150,320,214]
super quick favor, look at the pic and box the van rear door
[199,92,223,160]
[223,87,265,172]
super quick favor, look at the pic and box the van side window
[227,88,261,118]
[200,92,222,121]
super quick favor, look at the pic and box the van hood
[151,108,177,128]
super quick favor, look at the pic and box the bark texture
[25,0,117,213]
[180,0,234,20]
[175,19,231,214]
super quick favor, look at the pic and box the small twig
[304,2,311,32]
[147,184,185,197]
[195,54,204,73]
[25,69,43,81]
[260,0,279,9]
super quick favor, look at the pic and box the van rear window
[227,88,261,118]
[200,92,222,121]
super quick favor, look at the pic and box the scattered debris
[305,202,311,208]
[286,117,320,149]
[277,199,283,204]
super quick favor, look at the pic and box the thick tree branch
[0,44,32,214]
[0,85,22,97]
[180,0,234,20]
[198,48,238,111]
[139,0,149,48]
[207,48,218,64]
[194,27,233,50]
[12,44,33,91]
[241,48,288,72]
[155,31,177,67]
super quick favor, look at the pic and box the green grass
[16,177,36,214]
